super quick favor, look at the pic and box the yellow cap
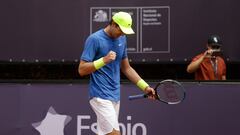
[112,12,135,34]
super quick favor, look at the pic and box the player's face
[111,24,124,38]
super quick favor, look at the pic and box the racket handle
[128,94,146,100]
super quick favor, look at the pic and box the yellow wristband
[93,58,105,70]
[136,79,149,91]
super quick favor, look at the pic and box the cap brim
[119,25,135,35]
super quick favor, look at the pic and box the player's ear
[112,22,118,28]
[110,20,118,28]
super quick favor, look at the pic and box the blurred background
[0,0,240,81]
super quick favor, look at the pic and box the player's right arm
[78,51,116,76]
[78,60,96,76]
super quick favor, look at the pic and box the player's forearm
[121,58,149,91]
[79,57,107,76]
[122,66,142,84]
[122,67,150,91]
[78,61,96,76]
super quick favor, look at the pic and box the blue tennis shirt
[81,29,127,101]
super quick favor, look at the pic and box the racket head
[154,79,186,104]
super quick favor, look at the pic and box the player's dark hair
[109,19,119,27]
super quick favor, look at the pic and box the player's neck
[104,26,114,38]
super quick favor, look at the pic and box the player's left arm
[121,58,155,97]
[120,58,141,84]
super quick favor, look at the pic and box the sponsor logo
[93,10,108,22]
[32,106,72,135]
[77,115,147,135]
[32,107,147,135]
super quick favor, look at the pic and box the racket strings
[163,84,179,100]
[158,82,184,103]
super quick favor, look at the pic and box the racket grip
[128,94,146,100]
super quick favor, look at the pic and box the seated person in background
[187,35,226,80]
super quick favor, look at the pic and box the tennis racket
[129,79,186,104]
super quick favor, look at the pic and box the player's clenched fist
[103,51,116,64]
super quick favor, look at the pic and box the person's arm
[186,55,205,73]
[120,58,141,84]
[78,51,116,76]
[121,58,155,98]
[187,49,212,73]
[78,60,96,76]
[221,60,227,80]
[222,75,226,80]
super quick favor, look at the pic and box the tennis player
[79,11,155,135]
